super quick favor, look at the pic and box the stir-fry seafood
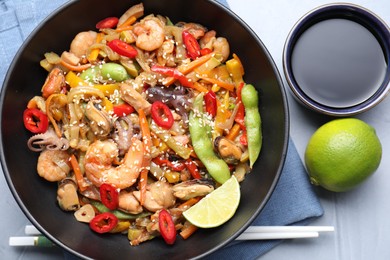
[23,3,262,246]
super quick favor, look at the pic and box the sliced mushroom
[74,204,95,223]
[172,179,215,200]
[214,136,243,165]
[85,100,112,137]
[57,178,80,211]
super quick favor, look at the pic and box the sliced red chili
[151,65,194,88]
[96,17,119,29]
[159,209,176,245]
[152,156,186,171]
[200,48,212,56]
[240,131,248,146]
[108,39,138,58]
[204,91,217,117]
[112,103,135,117]
[151,101,174,129]
[23,108,49,134]
[184,159,201,179]
[182,30,201,60]
[89,212,118,234]
[100,183,119,210]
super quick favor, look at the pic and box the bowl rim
[0,0,289,258]
[283,2,390,116]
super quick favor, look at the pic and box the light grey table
[1,0,389,259]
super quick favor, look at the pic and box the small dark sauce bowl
[283,3,390,116]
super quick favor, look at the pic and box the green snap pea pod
[241,84,262,168]
[90,200,150,220]
[189,93,231,184]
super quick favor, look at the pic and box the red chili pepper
[151,101,174,129]
[200,48,212,56]
[89,212,118,234]
[108,39,138,58]
[23,108,49,134]
[159,209,177,245]
[151,65,194,88]
[113,103,135,117]
[184,159,201,179]
[240,131,248,146]
[99,183,119,210]
[204,91,217,117]
[152,156,186,171]
[96,17,119,29]
[182,30,201,60]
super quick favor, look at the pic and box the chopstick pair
[9,225,53,247]
[236,225,334,240]
[9,225,334,246]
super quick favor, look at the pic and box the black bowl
[0,0,289,259]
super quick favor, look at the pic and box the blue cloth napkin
[0,0,323,259]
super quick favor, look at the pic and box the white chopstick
[245,225,334,233]
[12,225,334,246]
[236,225,334,240]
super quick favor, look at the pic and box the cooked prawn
[37,149,70,182]
[70,31,97,58]
[199,30,230,62]
[133,17,164,51]
[41,67,66,99]
[157,39,176,66]
[182,22,207,39]
[84,138,144,189]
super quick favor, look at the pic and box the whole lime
[305,118,382,192]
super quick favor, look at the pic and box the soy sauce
[291,18,387,108]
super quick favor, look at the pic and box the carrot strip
[200,77,235,92]
[69,154,88,192]
[192,82,209,93]
[180,224,198,240]
[181,52,215,74]
[87,33,104,62]
[116,15,137,29]
[163,52,215,86]
[139,169,148,206]
[115,25,134,33]
[178,197,201,210]
[60,60,92,72]
[138,108,152,206]
[226,123,241,141]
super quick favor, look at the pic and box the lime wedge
[183,176,240,228]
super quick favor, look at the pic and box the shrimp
[41,67,66,99]
[213,37,230,62]
[157,39,176,66]
[199,30,230,62]
[133,17,165,51]
[70,31,97,58]
[37,149,70,182]
[181,22,207,39]
[118,190,143,214]
[84,138,144,189]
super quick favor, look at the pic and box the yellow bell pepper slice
[93,84,120,97]
[65,71,88,88]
